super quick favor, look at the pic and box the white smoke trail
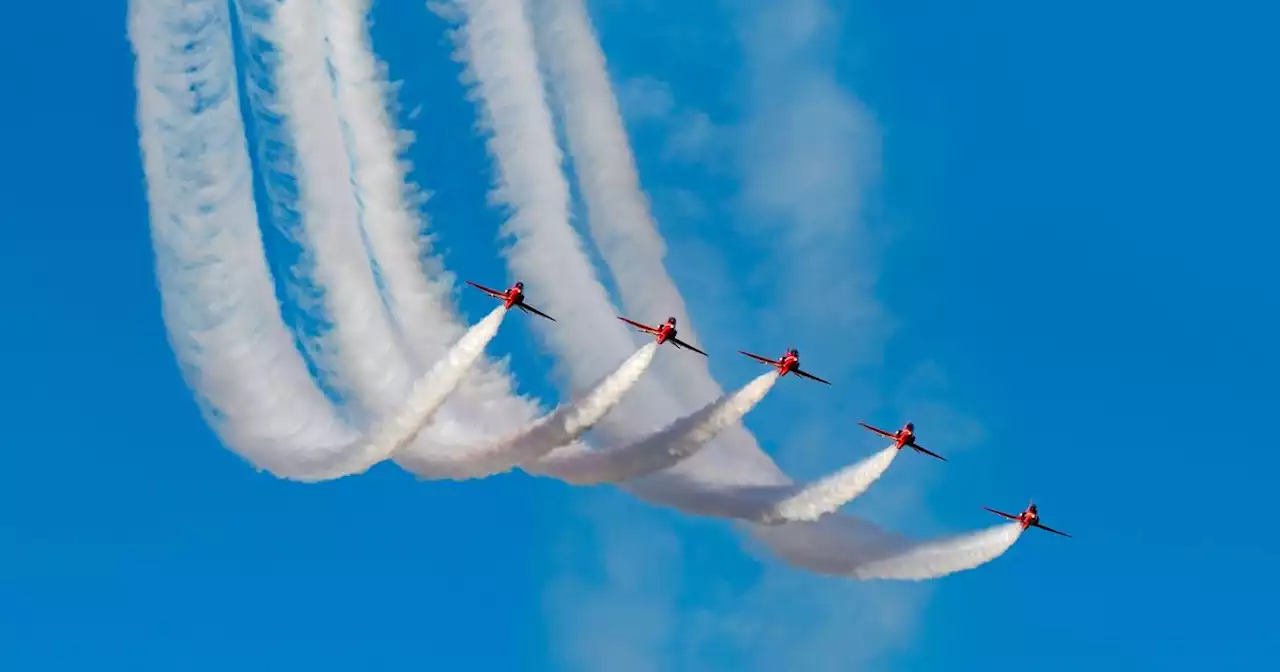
[752,520,1023,580]
[597,447,896,524]
[401,342,659,479]
[760,445,900,524]
[134,0,503,483]
[256,0,542,476]
[529,0,703,384]
[748,513,912,572]
[440,0,682,436]
[530,0,785,485]
[229,0,315,262]
[506,343,658,462]
[236,304,507,482]
[320,0,461,359]
[324,0,547,453]
[267,0,416,416]
[846,523,1024,580]
[348,306,510,474]
[529,372,779,484]
[130,0,367,478]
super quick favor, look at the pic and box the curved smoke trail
[400,342,659,479]
[529,372,780,485]
[130,0,367,479]
[266,0,418,417]
[441,0,685,435]
[290,305,509,481]
[600,445,898,524]
[320,0,462,356]
[132,0,507,482]
[752,519,1024,579]
[246,0,544,473]
[530,0,785,485]
[760,445,901,524]
[320,0,545,452]
[844,523,1024,580]
[317,0,550,461]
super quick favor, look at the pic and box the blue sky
[2,0,1277,670]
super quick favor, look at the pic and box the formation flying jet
[857,421,947,461]
[738,347,831,385]
[983,501,1072,538]
[617,316,708,356]
[465,280,555,321]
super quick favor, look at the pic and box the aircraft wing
[908,441,947,462]
[465,280,506,298]
[738,351,780,366]
[519,303,556,322]
[857,422,896,439]
[617,316,659,334]
[1033,522,1072,538]
[982,507,1020,521]
[793,368,832,385]
[670,336,709,357]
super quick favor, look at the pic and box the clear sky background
[2,1,1277,670]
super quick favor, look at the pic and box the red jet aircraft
[857,421,947,461]
[738,347,831,385]
[983,501,1071,538]
[617,316,708,356]
[465,280,556,321]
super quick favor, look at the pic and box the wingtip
[915,447,947,462]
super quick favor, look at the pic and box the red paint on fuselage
[776,349,800,375]
[891,422,916,449]
[655,318,677,344]
[501,283,525,309]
